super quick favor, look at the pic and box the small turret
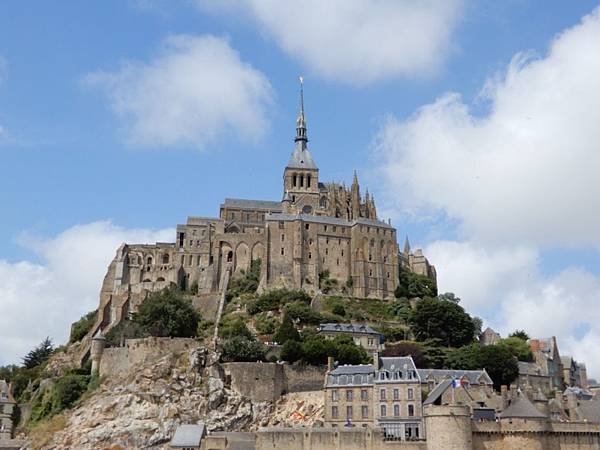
[90,332,106,375]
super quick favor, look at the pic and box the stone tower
[282,77,320,215]
[424,405,473,450]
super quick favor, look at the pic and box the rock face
[48,349,274,450]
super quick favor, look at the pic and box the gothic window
[320,197,327,208]
[324,225,328,232]
[162,254,169,264]
[307,174,312,188]
[178,232,185,247]
[281,248,285,256]
[227,251,233,262]
[146,256,153,265]
[188,255,193,266]
[302,205,313,214]
[300,175,304,187]
[293,174,297,187]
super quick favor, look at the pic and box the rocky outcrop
[46,348,273,450]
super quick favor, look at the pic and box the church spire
[295,76,307,145]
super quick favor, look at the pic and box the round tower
[90,333,106,375]
[424,405,473,450]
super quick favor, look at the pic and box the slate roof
[318,323,381,336]
[379,357,418,374]
[417,369,492,385]
[170,424,206,448]
[499,395,546,419]
[423,379,453,406]
[326,364,374,387]
[287,145,318,170]
[576,396,600,423]
[221,198,283,211]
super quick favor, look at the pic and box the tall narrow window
[307,174,311,188]
[380,389,386,400]
[346,390,353,401]
[394,405,400,417]
[408,388,414,400]
[361,405,368,418]
[346,405,353,420]
[281,248,285,256]
[300,175,304,187]
[408,404,415,417]
[332,406,338,418]
[332,390,339,401]
[293,174,297,187]
[380,405,387,417]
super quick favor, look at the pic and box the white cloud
[376,7,600,248]
[375,8,600,378]
[197,0,464,84]
[427,240,600,378]
[85,35,274,148]
[0,222,172,366]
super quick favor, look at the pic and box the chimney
[373,351,380,371]
[327,356,334,372]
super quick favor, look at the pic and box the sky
[1,0,600,376]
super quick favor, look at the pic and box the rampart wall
[222,362,286,403]
[256,428,426,450]
[284,365,326,392]
[98,337,197,378]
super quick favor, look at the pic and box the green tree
[220,337,267,362]
[445,343,519,391]
[281,340,303,363]
[134,289,200,337]
[477,345,519,390]
[69,310,98,343]
[497,337,533,362]
[411,297,476,347]
[509,330,530,341]
[22,337,54,369]
[300,336,332,366]
[395,268,437,298]
[273,314,300,344]
[390,298,413,323]
[247,288,311,314]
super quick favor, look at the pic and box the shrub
[220,337,267,362]
[69,310,98,343]
[134,289,201,337]
[228,259,261,299]
[247,289,311,314]
[273,314,300,344]
[382,341,426,367]
[283,302,322,325]
[254,313,278,335]
[219,317,253,340]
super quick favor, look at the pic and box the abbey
[94,85,435,331]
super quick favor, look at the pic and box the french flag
[452,379,464,388]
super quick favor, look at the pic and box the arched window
[162,254,169,264]
[307,174,311,188]
[146,256,153,265]
[227,251,233,262]
[300,174,304,187]
[320,196,327,208]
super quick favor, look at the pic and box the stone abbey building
[93,86,435,333]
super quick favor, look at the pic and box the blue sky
[2,0,600,372]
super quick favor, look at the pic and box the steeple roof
[287,76,317,170]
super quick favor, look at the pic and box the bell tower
[283,77,320,215]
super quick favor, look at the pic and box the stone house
[0,380,15,440]
[529,337,564,390]
[479,327,501,346]
[516,361,553,394]
[324,356,422,440]
[561,356,588,388]
[88,84,436,344]
[317,323,383,352]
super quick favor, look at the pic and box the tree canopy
[411,296,476,347]
[497,337,533,362]
[22,337,54,369]
[395,268,437,299]
[134,289,200,337]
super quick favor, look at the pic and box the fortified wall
[255,406,600,450]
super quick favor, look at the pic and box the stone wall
[222,362,286,403]
[99,337,197,378]
[256,428,426,450]
[284,365,326,393]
